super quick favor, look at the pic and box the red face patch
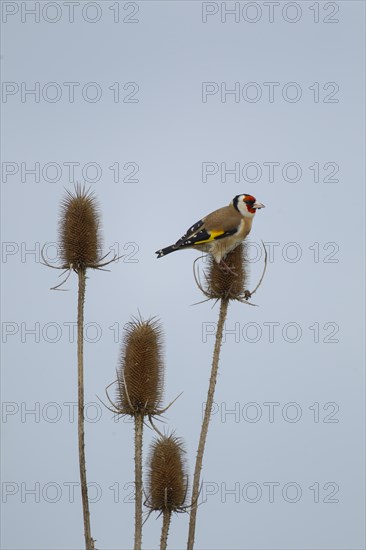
[243,195,256,214]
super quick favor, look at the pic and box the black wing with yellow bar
[176,226,238,248]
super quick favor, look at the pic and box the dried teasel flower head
[207,244,248,300]
[116,316,165,416]
[43,185,118,289]
[195,244,250,302]
[147,434,188,513]
[59,184,102,271]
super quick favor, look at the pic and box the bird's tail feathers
[155,244,178,258]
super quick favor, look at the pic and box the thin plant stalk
[106,316,166,550]
[134,412,144,550]
[187,297,229,550]
[160,510,172,550]
[77,269,94,550]
[45,186,118,549]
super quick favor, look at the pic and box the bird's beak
[253,202,265,209]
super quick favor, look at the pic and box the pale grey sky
[1,1,365,549]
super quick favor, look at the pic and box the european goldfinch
[156,194,265,264]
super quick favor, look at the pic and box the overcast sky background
[1,1,365,549]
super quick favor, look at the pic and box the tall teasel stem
[160,510,172,550]
[134,412,144,550]
[111,316,165,550]
[77,269,94,550]
[187,298,229,550]
[43,185,119,550]
[188,244,267,549]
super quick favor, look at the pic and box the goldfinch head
[232,194,265,217]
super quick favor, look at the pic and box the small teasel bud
[147,435,188,512]
[116,316,164,416]
[205,244,248,301]
[59,184,101,270]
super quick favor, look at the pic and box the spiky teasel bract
[147,434,188,513]
[194,242,267,305]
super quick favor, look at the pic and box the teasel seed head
[116,316,165,416]
[59,184,101,271]
[147,434,188,513]
[196,244,249,302]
